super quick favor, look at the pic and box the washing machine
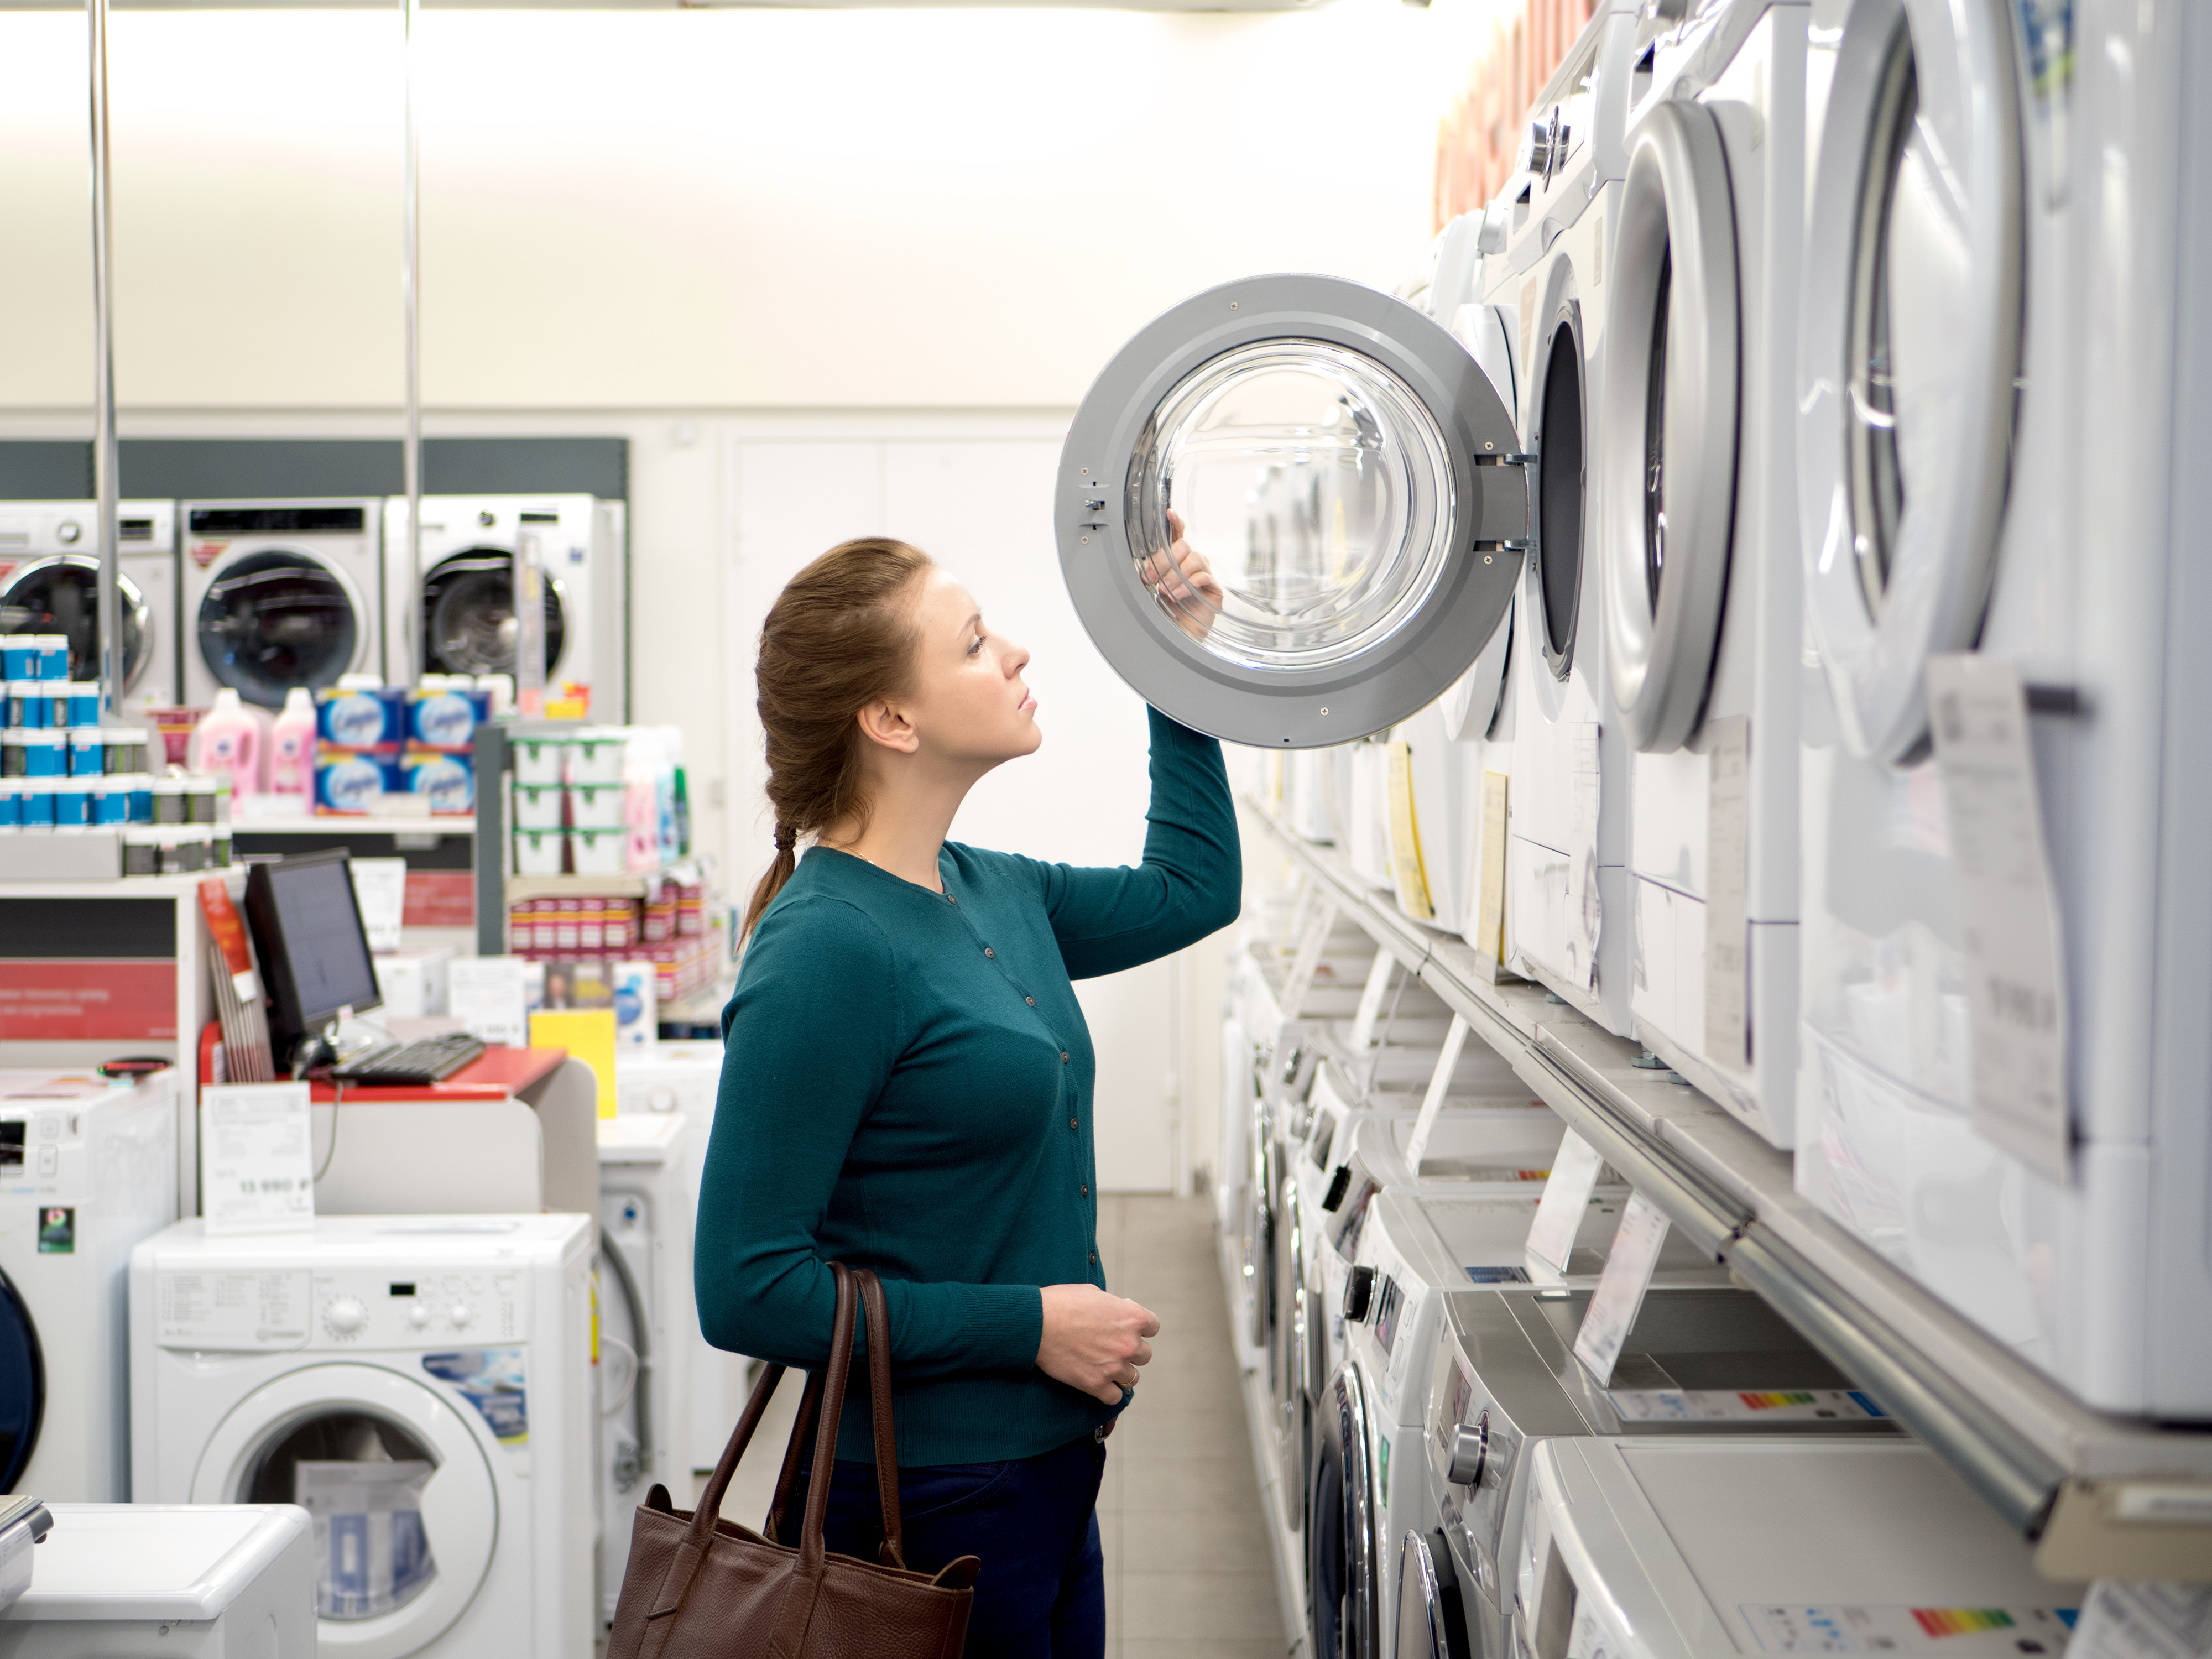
[1791,0,2212,1412]
[1513,1440,2075,1659]
[614,1041,742,1478]
[129,1214,596,1659]
[0,501,180,707]
[1313,1183,1732,1659]
[1589,1,1812,1147]
[595,1114,691,1628]
[387,496,627,721]
[0,1071,176,1503]
[182,500,384,709]
[1481,3,1640,1035]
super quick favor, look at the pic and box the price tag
[200,1083,314,1236]
[1524,1129,1605,1275]
[450,957,529,1047]
[2068,1580,2212,1659]
[1403,1016,1470,1173]
[348,858,408,955]
[1572,1193,1671,1386]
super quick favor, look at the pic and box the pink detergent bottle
[187,688,264,797]
[266,687,317,801]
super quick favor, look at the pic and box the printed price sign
[200,1083,314,1235]
[1524,1129,1605,1275]
[1572,1192,1671,1386]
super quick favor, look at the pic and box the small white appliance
[1791,0,2212,1411]
[0,501,180,708]
[615,1041,739,1478]
[596,1112,692,1627]
[0,1070,176,1503]
[181,500,384,709]
[130,1214,596,1659]
[386,496,627,722]
[1484,3,1642,1035]
[1411,1283,1898,1659]
[0,1504,315,1657]
[1597,0,1811,1146]
[1515,1440,2076,1659]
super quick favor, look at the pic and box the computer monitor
[242,851,383,1070]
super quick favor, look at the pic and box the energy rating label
[1607,1389,1891,1423]
[1741,1604,2078,1653]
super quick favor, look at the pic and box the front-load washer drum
[1530,312,1587,682]
[1797,0,2023,763]
[420,551,568,682]
[1394,1531,1468,1659]
[0,1269,43,1494]
[1310,1362,1379,1659]
[0,556,150,690]
[1060,275,1526,748]
[198,549,363,708]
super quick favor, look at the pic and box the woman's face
[902,567,1041,767]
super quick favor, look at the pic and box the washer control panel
[155,1266,528,1351]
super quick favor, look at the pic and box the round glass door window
[421,552,567,681]
[0,557,148,688]
[198,550,361,708]
[1533,319,1587,680]
[242,1408,439,1621]
[0,1270,43,1493]
[1060,274,1524,748]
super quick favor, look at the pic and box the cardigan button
[984,947,995,958]
[1089,1252,1097,1265]
[1081,1184,1089,1197]
[1060,1051,1069,1063]
[1069,1117,1078,1130]
[1025,996,1036,1006]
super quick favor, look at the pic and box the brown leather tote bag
[606,1262,979,1659]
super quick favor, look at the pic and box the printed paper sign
[2067,1580,2212,1659]
[449,957,529,1047]
[1703,715,1750,1066]
[349,859,408,955]
[200,1083,314,1235]
[1740,1604,2078,1654]
[1572,1193,1671,1385]
[1608,1389,1888,1424]
[1926,655,2071,1183]
[1404,1016,1471,1173]
[1524,1129,1605,1275]
[1473,771,1513,980]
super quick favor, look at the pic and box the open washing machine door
[1310,1361,1379,1659]
[0,558,150,692]
[191,1363,498,1659]
[1058,274,1526,748]
[1797,0,2023,763]
[1276,1173,1307,1531]
[420,551,568,683]
[197,550,366,708]
[1394,1530,1471,1659]
[0,1269,43,1494]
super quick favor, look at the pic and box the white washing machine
[129,1214,596,1659]
[181,500,384,709]
[614,1041,739,1478]
[387,496,627,721]
[1313,1184,1730,1659]
[1597,1,1811,1148]
[595,1113,691,1629]
[1515,1440,2076,1659]
[1411,1284,1898,1659]
[1792,0,2212,1412]
[0,1504,316,1656]
[0,1070,175,1503]
[1484,3,1641,1035]
[0,501,180,708]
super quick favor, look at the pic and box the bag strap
[765,1262,860,1656]
[763,1366,826,1545]
[855,1269,906,1569]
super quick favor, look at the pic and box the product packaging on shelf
[316,747,404,815]
[316,682,406,749]
[398,747,473,815]
[406,683,491,751]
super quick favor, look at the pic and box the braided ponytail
[743,538,935,938]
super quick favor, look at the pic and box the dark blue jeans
[785,1434,1107,1658]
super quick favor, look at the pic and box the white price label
[1572,1192,1670,1386]
[200,1083,314,1237]
[1524,1130,1605,1276]
[450,957,529,1047]
[349,858,409,956]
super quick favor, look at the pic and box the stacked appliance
[0,502,180,708]
[181,499,384,708]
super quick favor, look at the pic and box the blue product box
[67,731,105,778]
[18,733,65,779]
[316,685,405,748]
[18,783,54,828]
[0,784,18,828]
[399,748,473,815]
[60,685,100,728]
[51,780,91,828]
[7,684,51,729]
[0,642,32,681]
[315,749,401,815]
[406,686,490,751]
[87,779,128,826]
[32,638,66,680]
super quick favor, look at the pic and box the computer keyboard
[331,1032,488,1087]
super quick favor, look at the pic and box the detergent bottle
[267,687,317,801]
[186,688,263,797]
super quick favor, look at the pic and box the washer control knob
[1447,1412,1491,1487]
[326,1297,368,1337]
[406,1302,433,1329]
[56,521,81,545]
[448,1302,476,1329]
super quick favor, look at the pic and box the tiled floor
[696,1194,1294,1656]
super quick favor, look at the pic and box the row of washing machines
[0,494,625,717]
[0,1042,730,1657]
[1220,919,2077,1659]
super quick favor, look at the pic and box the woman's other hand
[1037,1283,1160,1405]
[1141,510,1225,641]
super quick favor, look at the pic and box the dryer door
[1395,1530,1472,1659]
[1600,98,1742,754]
[1060,275,1526,748]
[0,557,150,691]
[1797,0,2024,762]
[1310,1363,1379,1659]
[420,551,568,682]
[191,1362,499,1659]
[198,550,366,708]
[0,1269,44,1493]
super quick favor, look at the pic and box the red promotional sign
[0,961,176,1041]
[404,872,475,929]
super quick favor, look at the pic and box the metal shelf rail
[1246,800,2212,1581]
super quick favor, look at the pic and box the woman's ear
[854,700,921,755]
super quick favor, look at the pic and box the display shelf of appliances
[1245,800,2212,1579]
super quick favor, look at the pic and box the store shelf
[231,815,473,842]
[1247,800,2212,1579]
[503,858,699,905]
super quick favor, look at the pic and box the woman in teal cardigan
[695,528,1241,1656]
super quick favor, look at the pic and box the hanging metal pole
[401,0,422,688]
[88,0,121,719]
